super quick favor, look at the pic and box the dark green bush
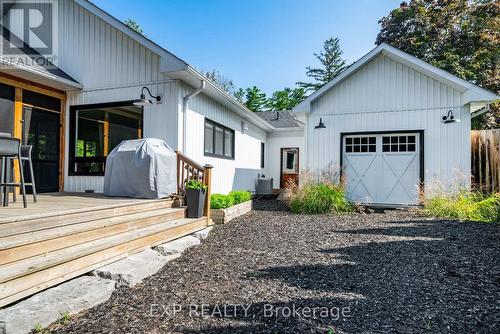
[229,190,252,204]
[210,194,235,209]
[424,191,500,223]
[289,183,353,214]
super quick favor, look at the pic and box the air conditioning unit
[256,178,273,195]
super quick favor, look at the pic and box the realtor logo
[0,0,58,65]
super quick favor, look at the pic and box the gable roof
[78,0,274,131]
[256,111,303,129]
[293,43,498,113]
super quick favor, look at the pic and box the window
[260,142,265,168]
[69,102,143,175]
[345,136,376,153]
[382,135,416,152]
[204,119,234,159]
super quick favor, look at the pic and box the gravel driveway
[54,200,499,334]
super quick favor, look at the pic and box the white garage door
[342,133,421,205]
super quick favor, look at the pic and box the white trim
[293,43,498,113]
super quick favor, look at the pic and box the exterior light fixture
[241,120,248,133]
[133,86,162,106]
[314,118,326,129]
[442,110,460,124]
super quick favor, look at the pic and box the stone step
[154,235,201,256]
[90,248,179,287]
[0,276,116,334]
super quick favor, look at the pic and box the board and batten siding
[180,83,267,194]
[59,0,183,192]
[307,53,471,195]
[265,131,304,189]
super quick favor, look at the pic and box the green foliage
[58,311,71,325]
[297,37,347,92]
[244,86,268,112]
[424,191,500,223]
[32,324,43,333]
[290,183,353,214]
[124,18,143,35]
[376,0,499,129]
[210,194,235,209]
[229,190,252,204]
[267,87,306,111]
[186,180,207,192]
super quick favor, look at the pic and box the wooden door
[280,148,299,188]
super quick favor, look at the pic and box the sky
[91,0,401,96]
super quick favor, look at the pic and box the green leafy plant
[210,194,235,209]
[186,180,207,192]
[424,191,500,223]
[290,183,353,214]
[32,324,43,333]
[229,190,252,204]
[58,311,71,325]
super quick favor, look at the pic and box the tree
[204,70,236,95]
[376,0,499,129]
[297,37,348,92]
[244,86,267,112]
[234,88,246,103]
[267,87,306,110]
[124,19,143,35]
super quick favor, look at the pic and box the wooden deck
[0,193,208,307]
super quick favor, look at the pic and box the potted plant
[185,180,208,218]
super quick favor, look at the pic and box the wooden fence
[471,129,500,192]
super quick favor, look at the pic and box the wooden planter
[211,200,252,224]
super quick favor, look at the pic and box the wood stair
[0,198,208,308]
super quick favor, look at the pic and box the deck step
[0,207,187,264]
[0,216,208,307]
[0,198,174,233]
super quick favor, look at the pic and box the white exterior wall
[60,1,181,192]
[180,84,266,194]
[306,53,471,195]
[265,131,304,189]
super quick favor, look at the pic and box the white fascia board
[292,43,498,113]
[2,62,83,90]
[167,65,275,132]
[292,44,384,114]
[75,0,186,71]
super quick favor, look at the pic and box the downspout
[182,80,206,153]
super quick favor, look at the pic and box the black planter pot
[185,188,206,218]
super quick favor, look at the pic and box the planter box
[211,200,252,224]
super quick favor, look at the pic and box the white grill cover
[103,138,177,199]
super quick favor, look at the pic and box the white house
[0,0,272,196]
[0,1,496,206]
[292,43,498,206]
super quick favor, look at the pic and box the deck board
[0,192,168,223]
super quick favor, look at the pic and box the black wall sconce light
[442,110,460,124]
[314,118,326,129]
[133,86,162,106]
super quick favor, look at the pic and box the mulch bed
[53,200,499,334]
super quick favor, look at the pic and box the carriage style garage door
[342,132,422,205]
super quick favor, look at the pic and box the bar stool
[0,137,27,208]
[21,145,37,203]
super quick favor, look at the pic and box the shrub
[210,194,235,209]
[229,190,252,204]
[289,183,353,214]
[186,180,207,191]
[424,191,500,223]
